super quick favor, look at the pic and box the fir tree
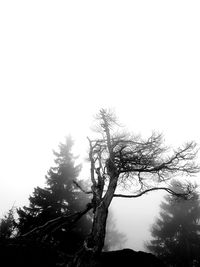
[17,136,91,253]
[0,207,16,241]
[146,180,200,267]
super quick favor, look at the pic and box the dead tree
[70,109,199,266]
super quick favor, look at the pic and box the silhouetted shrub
[0,238,61,267]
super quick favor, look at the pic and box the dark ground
[0,239,166,267]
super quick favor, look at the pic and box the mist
[1,1,200,266]
[111,192,164,251]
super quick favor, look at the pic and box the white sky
[0,1,200,251]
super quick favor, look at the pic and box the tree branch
[73,180,93,194]
[22,203,93,239]
[116,140,199,179]
[87,137,97,188]
[113,187,190,199]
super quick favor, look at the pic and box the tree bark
[70,177,118,266]
[69,203,108,267]
[88,202,108,253]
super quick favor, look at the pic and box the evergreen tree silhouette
[0,207,16,242]
[146,180,200,267]
[17,136,91,253]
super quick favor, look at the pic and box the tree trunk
[69,202,108,267]
[88,202,108,253]
[69,176,119,266]
[69,128,119,266]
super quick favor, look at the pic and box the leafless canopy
[85,109,199,201]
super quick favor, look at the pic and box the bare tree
[71,109,199,266]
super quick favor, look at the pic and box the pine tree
[17,136,91,253]
[0,207,16,242]
[146,180,200,267]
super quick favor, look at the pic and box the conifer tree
[0,207,16,241]
[17,136,91,253]
[146,180,200,267]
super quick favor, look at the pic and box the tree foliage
[17,136,91,253]
[146,180,200,267]
[0,207,16,242]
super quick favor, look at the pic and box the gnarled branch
[113,187,192,199]
[22,203,93,240]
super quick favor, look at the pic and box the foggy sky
[1,1,200,251]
